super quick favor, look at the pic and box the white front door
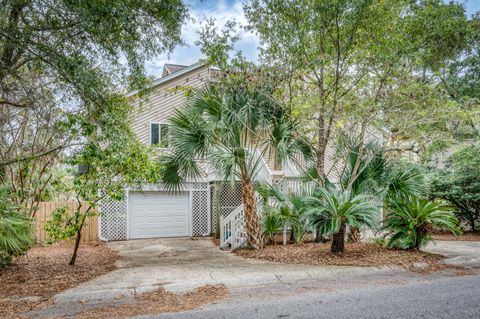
[128,191,190,239]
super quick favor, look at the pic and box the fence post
[219,215,225,246]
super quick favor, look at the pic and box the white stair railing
[220,195,264,250]
[219,153,311,250]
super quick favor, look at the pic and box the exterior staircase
[219,176,309,250]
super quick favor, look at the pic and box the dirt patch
[432,231,480,242]
[235,242,445,271]
[72,284,227,319]
[0,243,118,319]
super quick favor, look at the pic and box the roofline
[126,61,207,97]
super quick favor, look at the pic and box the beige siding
[131,65,211,146]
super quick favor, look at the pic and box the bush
[0,187,34,267]
[383,196,460,249]
[262,209,282,244]
[430,144,480,232]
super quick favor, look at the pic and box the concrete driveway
[53,237,384,304]
[31,238,480,318]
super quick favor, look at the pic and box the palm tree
[339,141,428,242]
[383,196,460,249]
[160,81,311,249]
[305,186,380,254]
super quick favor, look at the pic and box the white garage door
[128,191,190,239]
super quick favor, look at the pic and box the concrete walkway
[425,240,480,267]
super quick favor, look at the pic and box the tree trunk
[348,226,361,243]
[316,119,327,185]
[241,176,263,249]
[331,222,346,254]
[314,226,329,243]
[69,213,87,265]
[414,225,430,250]
[69,229,82,265]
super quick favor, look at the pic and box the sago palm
[161,81,311,249]
[305,186,380,254]
[383,196,460,250]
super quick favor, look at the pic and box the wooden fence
[34,201,99,243]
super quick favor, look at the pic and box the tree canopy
[0,0,188,209]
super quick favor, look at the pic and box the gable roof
[126,61,207,97]
[162,63,187,77]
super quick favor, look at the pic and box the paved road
[147,274,480,319]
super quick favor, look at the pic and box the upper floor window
[150,123,169,148]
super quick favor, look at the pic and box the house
[98,61,339,244]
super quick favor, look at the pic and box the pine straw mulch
[0,243,118,319]
[72,284,227,319]
[235,242,450,273]
[432,230,480,242]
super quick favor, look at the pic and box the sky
[145,0,480,78]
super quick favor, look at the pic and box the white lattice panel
[99,197,128,241]
[192,190,209,236]
[99,182,209,241]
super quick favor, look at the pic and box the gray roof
[162,63,188,77]
[126,61,206,97]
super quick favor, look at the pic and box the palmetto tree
[161,81,311,249]
[339,140,428,242]
[305,186,380,254]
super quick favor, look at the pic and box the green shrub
[262,209,282,244]
[383,196,461,249]
[430,144,480,232]
[0,187,34,267]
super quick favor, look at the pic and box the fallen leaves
[74,284,228,319]
[0,243,118,318]
[235,242,444,269]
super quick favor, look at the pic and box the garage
[128,191,190,239]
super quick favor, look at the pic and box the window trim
[149,122,170,148]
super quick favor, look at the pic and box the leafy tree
[244,0,470,184]
[0,0,188,211]
[383,196,460,249]
[45,95,160,265]
[435,13,480,142]
[305,186,380,254]
[0,186,33,267]
[430,144,480,232]
[161,80,311,249]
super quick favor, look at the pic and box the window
[150,123,169,147]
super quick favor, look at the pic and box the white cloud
[145,0,259,78]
